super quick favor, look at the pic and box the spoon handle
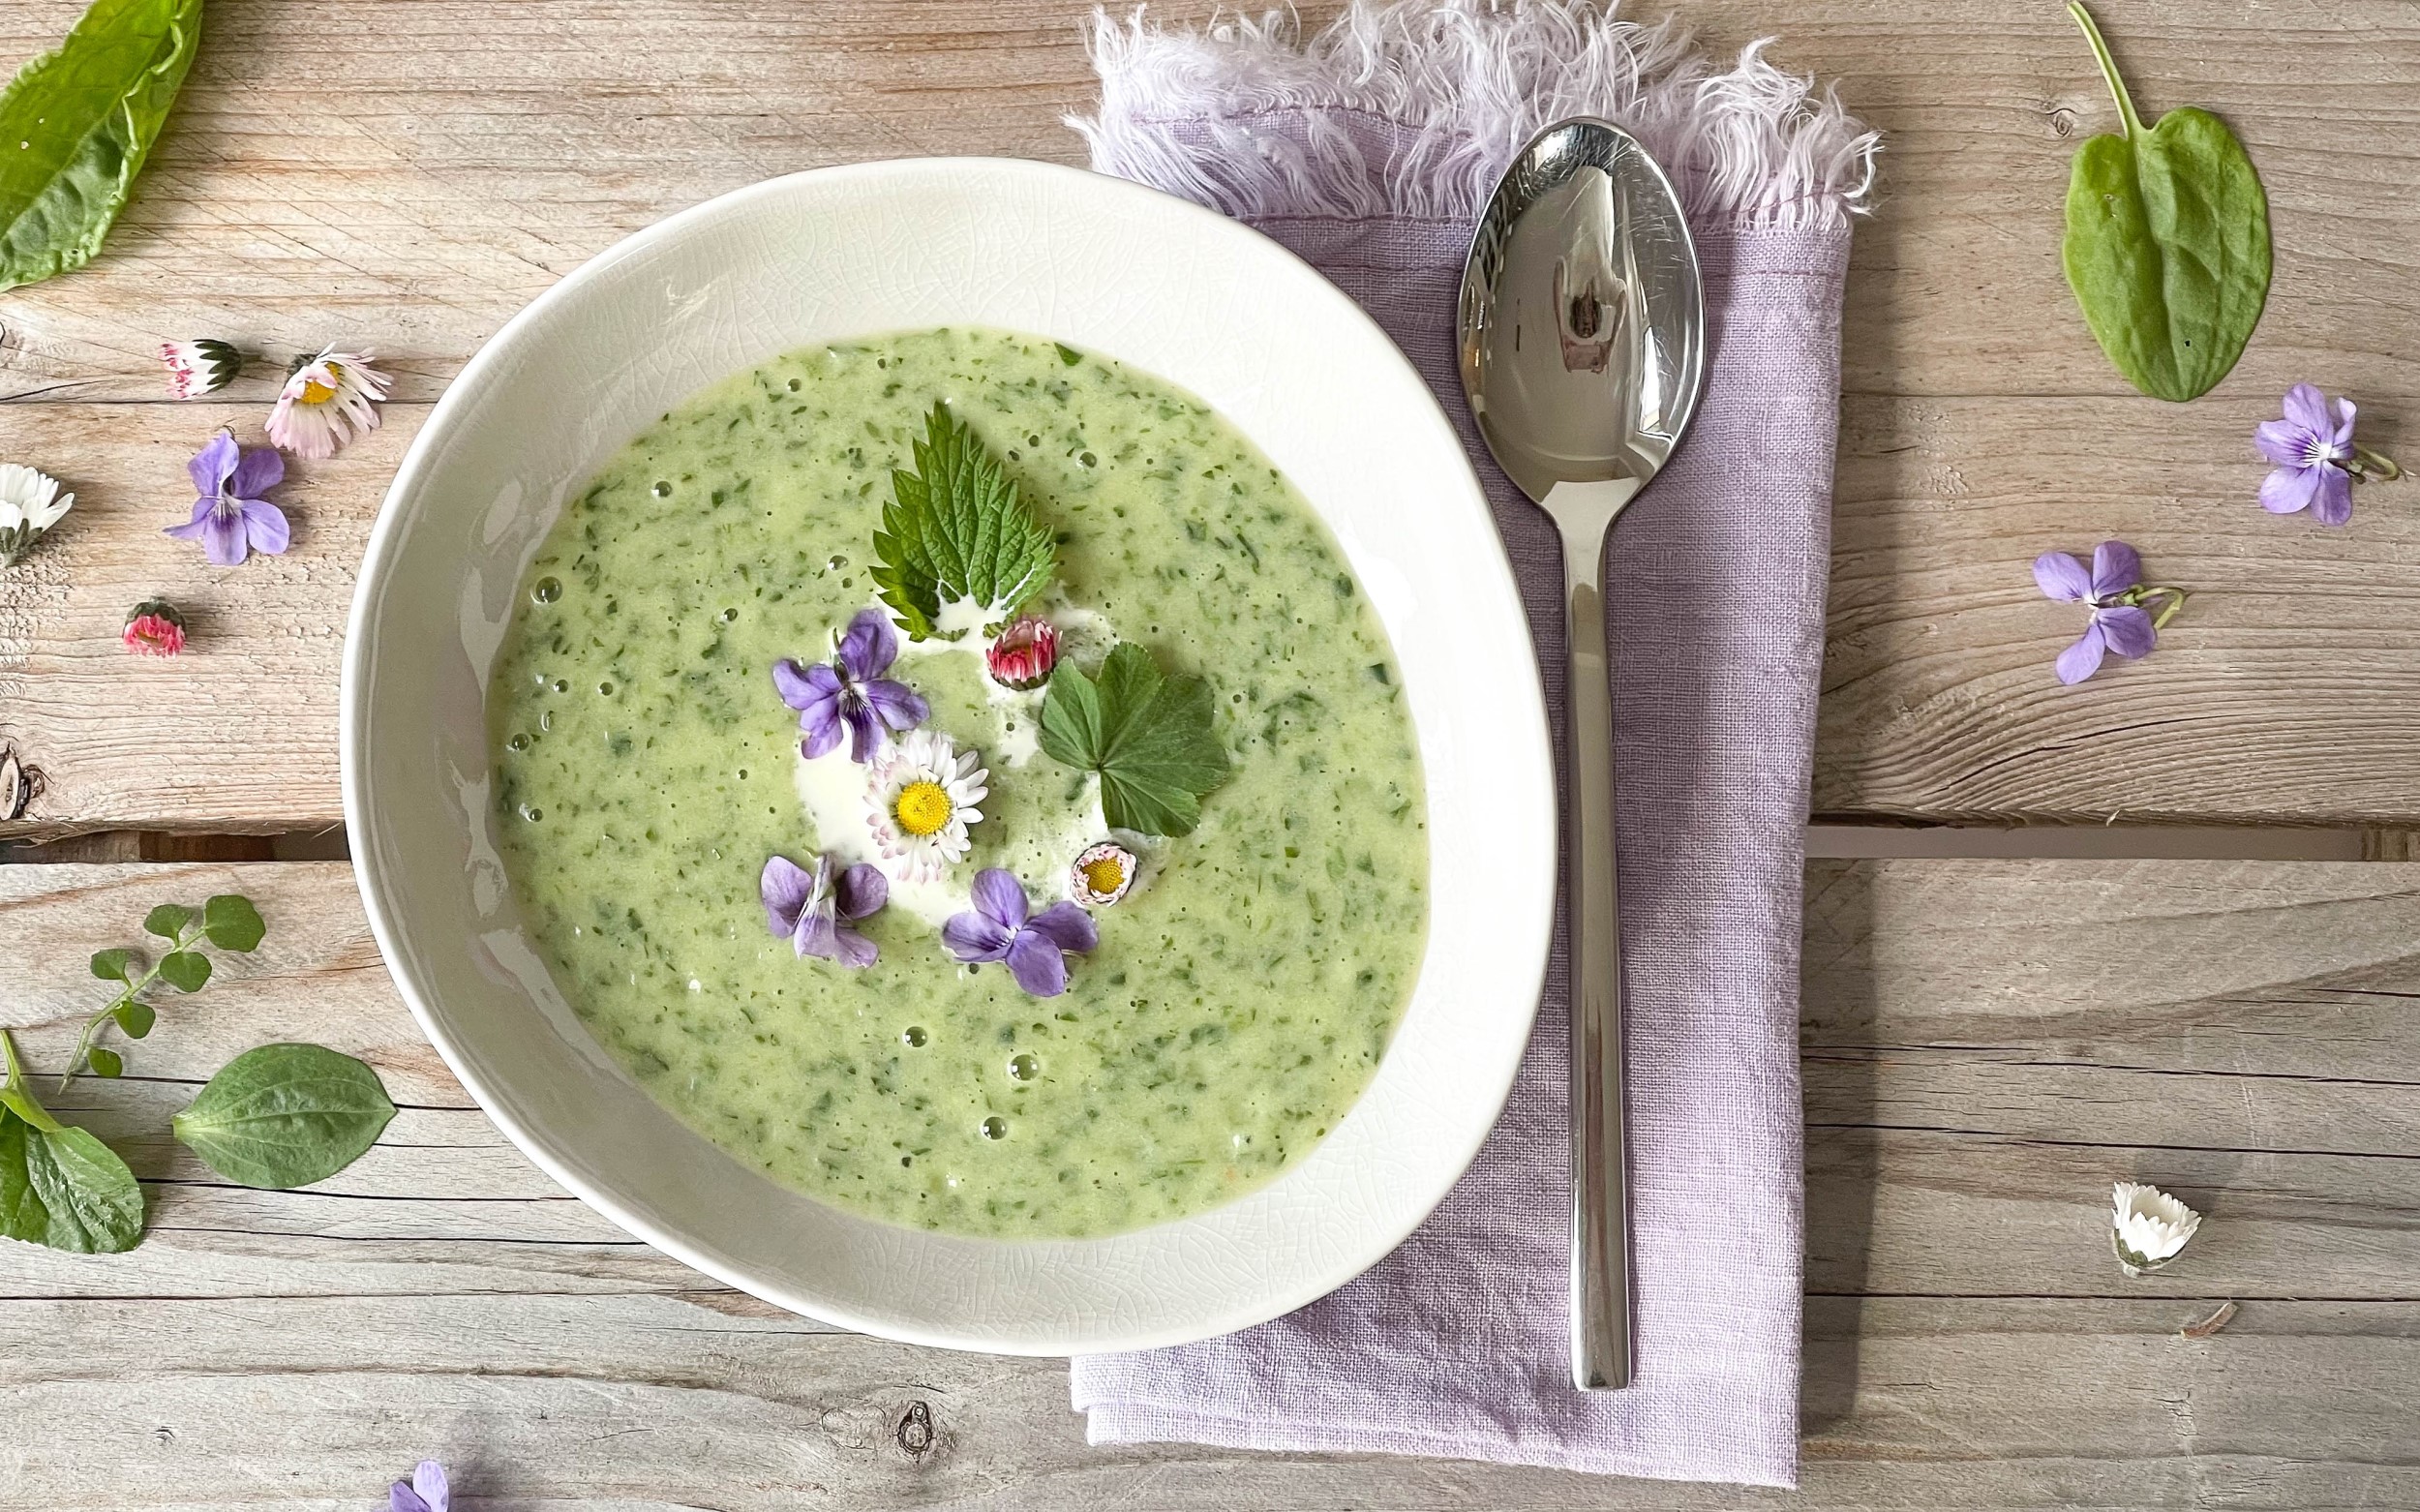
[1559,500,1632,1391]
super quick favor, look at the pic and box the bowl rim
[343,155,1555,1354]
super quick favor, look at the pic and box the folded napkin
[1066,0,1876,1488]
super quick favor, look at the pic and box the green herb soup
[488,326,1429,1239]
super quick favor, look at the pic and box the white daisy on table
[266,348,392,459]
[862,729,987,884]
[0,463,73,568]
[2111,1181,2202,1277]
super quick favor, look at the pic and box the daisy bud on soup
[1071,841,1137,907]
[160,339,243,400]
[122,598,187,657]
[985,613,1058,691]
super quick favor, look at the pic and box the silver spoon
[1456,118,1706,1392]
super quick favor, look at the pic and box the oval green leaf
[157,950,210,993]
[85,1045,123,1078]
[171,1043,394,1191]
[143,902,192,940]
[201,893,265,953]
[88,948,135,982]
[0,0,204,292]
[112,999,155,1039]
[0,1108,144,1253]
[2059,3,2269,402]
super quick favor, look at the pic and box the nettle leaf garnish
[871,402,1056,640]
[1040,643,1229,837]
[0,0,205,293]
[2060,1,2269,403]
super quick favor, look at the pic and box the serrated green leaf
[869,403,1056,639]
[143,903,192,940]
[0,0,205,293]
[201,893,264,953]
[2060,3,2268,402]
[157,950,209,992]
[1039,643,1229,837]
[85,1045,122,1078]
[172,1043,395,1191]
[113,1000,155,1039]
[89,948,135,982]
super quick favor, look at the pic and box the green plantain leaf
[172,1043,395,1191]
[0,0,206,292]
[2060,2,2269,402]
[0,1035,144,1254]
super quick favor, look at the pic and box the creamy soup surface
[488,326,1429,1238]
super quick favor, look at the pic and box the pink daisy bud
[122,599,187,657]
[985,613,1058,691]
[1070,841,1138,907]
[160,339,243,400]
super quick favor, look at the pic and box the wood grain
[2,1,2418,832]
[3,858,2419,1506]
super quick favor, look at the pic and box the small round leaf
[113,1001,157,1040]
[172,1044,395,1191]
[142,904,193,941]
[88,949,136,982]
[86,1046,123,1078]
[201,894,265,953]
[157,952,211,993]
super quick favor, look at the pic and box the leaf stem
[2353,444,2404,483]
[56,922,198,1093]
[1,1027,23,1095]
[2069,1,2147,139]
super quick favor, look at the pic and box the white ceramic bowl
[344,158,1554,1354]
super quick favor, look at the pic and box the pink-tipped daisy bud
[1070,841,1137,907]
[985,613,1058,691]
[122,598,187,657]
[160,339,243,400]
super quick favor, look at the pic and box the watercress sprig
[61,893,265,1090]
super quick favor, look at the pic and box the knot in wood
[893,1399,937,1459]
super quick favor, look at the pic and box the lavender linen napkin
[1066,1,1876,1488]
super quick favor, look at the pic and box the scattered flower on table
[2034,540,2184,685]
[159,338,242,399]
[944,866,1099,997]
[1070,840,1138,907]
[266,347,390,459]
[774,607,927,762]
[0,462,72,568]
[862,729,986,883]
[121,598,186,657]
[2112,1180,2201,1278]
[166,429,288,566]
[762,852,889,968]
[389,1460,448,1512]
[986,612,1059,690]
[2254,382,2402,527]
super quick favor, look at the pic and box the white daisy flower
[862,729,987,883]
[1070,840,1138,907]
[160,338,243,399]
[0,463,73,568]
[2112,1181,2201,1277]
[266,348,392,459]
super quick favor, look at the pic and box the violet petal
[2259,465,2322,515]
[2313,469,2355,527]
[761,856,815,938]
[198,506,248,566]
[2033,551,2091,602]
[1004,927,1071,997]
[2089,540,2142,600]
[793,909,842,961]
[842,701,882,764]
[942,908,1014,963]
[830,923,879,969]
[2097,603,2158,659]
[2253,417,2311,467]
[411,1462,449,1512]
[186,430,238,497]
[2055,621,2107,685]
[862,678,930,733]
[771,657,831,711]
[833,862,888,921]
[228,443,285,499]
[391,1490,431,1512]
[2331,394,2360,448]
[968,867,1030,930]
[239,498,290,556]
[2282,382,2332,435]
[1024,901,1099,955]
[836,608,898,681]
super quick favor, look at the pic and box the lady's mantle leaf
[0,0,205,292]
[1039,643,1229,836]
[870,403,1056,639]
[171,1043,395,1191]
[2060,2,2269,402]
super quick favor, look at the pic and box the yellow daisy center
[1080,855,1127,895]
[298,375,338,405]
[893,779,953,837]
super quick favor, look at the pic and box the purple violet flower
[2255,383,2403,527]
[166,429,288,566]
[773,608,928,763]
[762,853,889,968]
[942,867,1099,997]
[389,1461,448,1512]
[2034,540,2182,685]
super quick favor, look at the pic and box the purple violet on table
[943,867,1099,997]
[2034,540,2183,686]
[773,607,928,762]
[389,1461,448,1512]
[762,854,889,968]
[2254,383,2401,527]
[165,429,288,566]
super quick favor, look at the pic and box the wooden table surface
[4,1,2418,1506]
